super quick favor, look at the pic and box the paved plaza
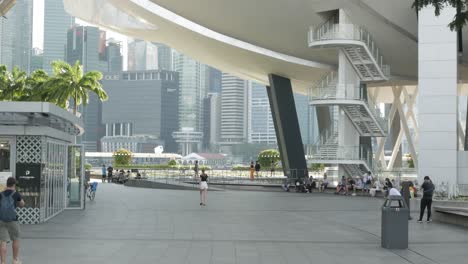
[14,184,468,264]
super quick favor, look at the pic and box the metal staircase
[310,72,387,137]
[308,19,390,81]
[306,14,389,177]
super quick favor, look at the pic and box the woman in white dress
[199,169,208,206]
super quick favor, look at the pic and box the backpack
[0,191,17,222]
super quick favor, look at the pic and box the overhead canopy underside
[64,0,468,98]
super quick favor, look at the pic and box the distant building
[219,73,249,149]
[202,93,221,150]
[101,70,180,153]
[156,43,172,71]
[0,0,33,72]
[30,48,44,72]
[101,135,163,153]
[172,51,208,154]
[248,83,276,145]
[66,25,123,152]
[128,39,159,71]
[44,0,74,74]
[207,67,222,93]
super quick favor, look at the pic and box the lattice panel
[17,207,40,224]
[16,136,42,164]
[459,184,468,196]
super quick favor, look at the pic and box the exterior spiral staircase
[306,15,389,176]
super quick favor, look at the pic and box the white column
[418,7,458,197]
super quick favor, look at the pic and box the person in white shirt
[389,187,402,196]
[363,172,373,194]
[369,180,381,197]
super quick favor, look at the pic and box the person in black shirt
[418,176,435,223]
[199,169,208,206]
[255,161,261,178]
[107,166,113,183]
[345,176,356,195]
[0,177,25,264]
[383,178,393,197]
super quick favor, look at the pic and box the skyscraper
[0,0,33,72]
[101,70,180,153]
[219,73,249,149]
[44,0,74,74]
[207,67,222,93]
[248,83,276,145]
[127,39,158,71]
[66,25,123,152]
[202,93,221,150]
[156,43,172,71]
[172,51,208,154]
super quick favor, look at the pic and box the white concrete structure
[64,0,468,196]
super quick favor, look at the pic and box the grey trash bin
[381,195,409,249]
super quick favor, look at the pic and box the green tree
[47,60,108,114]
[113,149,133,166]
[167,159,177,166]
[310,163,325,173]
[22,70,50,101]
[413,0,468,31]
[0,66,27,101]
[257,149,280,168]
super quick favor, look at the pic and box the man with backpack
[0,177,25,264]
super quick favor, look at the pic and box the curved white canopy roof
[64,0,420,94]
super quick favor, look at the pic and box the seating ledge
[434,206,468,216]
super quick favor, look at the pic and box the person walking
[101,164,107,183]
[255,161,261,178]
[199,169,209,206]
[249,161,255,181]
[0,177,25,264]
[417,176,435,223]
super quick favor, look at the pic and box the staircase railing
[308,22,390,78]
[307,145,369,161]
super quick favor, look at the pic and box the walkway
[16,184,468,264]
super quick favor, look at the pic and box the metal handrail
[310,84,387,132]
[308,22,390,78]
[307,145,370,161]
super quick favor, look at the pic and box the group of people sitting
[104,166,131,184]
[282,171,418,198]
[282,173,331,193]
[335,172,374,196]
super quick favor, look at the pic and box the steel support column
[267,74,307,178]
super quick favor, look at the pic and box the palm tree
[22,70,50,102]
[47,60,108,115]
[0,66,27,101]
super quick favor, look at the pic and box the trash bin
[381,195,409,249]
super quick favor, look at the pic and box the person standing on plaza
[194,160,199,179]
[249,161,255,181]
[418,176,435,223]
[199,169,209,206]
[270,160,275,177]
[101,164,107,183]
[255,161,261,178]
[106,165,113,183]
[0,177,25,264]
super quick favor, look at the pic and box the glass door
[66,145,84,209]
[0,137,14,189]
